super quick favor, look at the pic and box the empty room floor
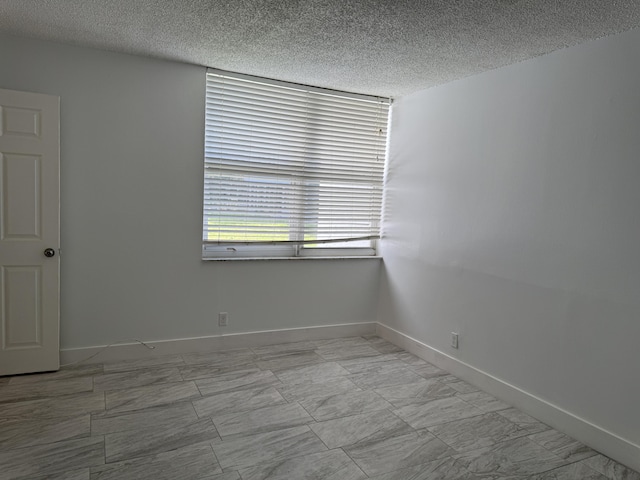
[0,336,638,480]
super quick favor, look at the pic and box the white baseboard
[376,322,640,473]
[60,322,376,365]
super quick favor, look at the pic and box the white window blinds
[203,70,390,256]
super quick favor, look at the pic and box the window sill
[202,256,382,262]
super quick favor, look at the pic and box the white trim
[376,322,640,473]
[202,244,378,260]
[60,322,376,365]
[203,256,381,261]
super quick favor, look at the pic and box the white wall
[379,27,640,447]
[0,34,380,349]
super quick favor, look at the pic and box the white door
[0,88,60,376]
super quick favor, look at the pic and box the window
[202,70,390,259]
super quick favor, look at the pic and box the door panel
[2,265,42,348]
[2,153,42,239]
[0,88,59,376]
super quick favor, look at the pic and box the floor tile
[374,378,457,407]
[409,363,449,379]
[584,454,640,480]
[497,408,550,434]
[105,381,200,413]
[310,409,411,448]
[394,352,429,366]
[446,380,480,394]
[393,396,483,429]
[195,369,281,396]
[255,351,324,371]
[93,367,183,392]
[456,391,511,413]
[0,436,104,479]
[0,337,629,480]
[300,388,393,421]
[312,337,371,348]
[251,341,316,355]
[238,449,367,480]
[348,365,425,390]
[274,362,350,384]
[529,429,597,462]
[102,354,184,373]
[105,417,219,463]
[0,392,105,419]
[344,429,456,477]
[529,460,609,479]
[367,456,479,480]
[92,401,198,436]
[207,474,241,480]
[0,414,90,450]
[276,376,359,403]
[8,364,103,385]
[339,357,407,375]
[454,437,568,477]
[212,402,313,437]
[90,442,221,480]
[179,362,259,381]
[34,468,90,480]
[316,343,382,361]
[0,376,94,403]
[428,412,526,453]
[365,337,405,354]
[192,386,286,418]
[211,425,327,470]
[337,354,403,376]
[182,348,255,366]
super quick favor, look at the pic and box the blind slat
[203,71,389,247]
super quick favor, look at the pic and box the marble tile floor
[0,335,638,480]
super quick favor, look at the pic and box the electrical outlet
[218,312,229,327]
[451,332,459,349]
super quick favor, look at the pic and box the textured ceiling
[1,1,640,97]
